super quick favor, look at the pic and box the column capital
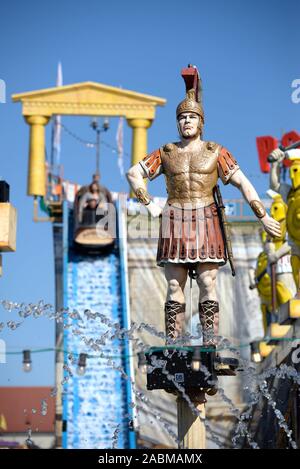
[24,115,50,126]
[127,118,152,130]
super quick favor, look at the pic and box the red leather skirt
[156,202,227,267]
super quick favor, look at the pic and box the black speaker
[0,181,9,202]
[146,346,217,392]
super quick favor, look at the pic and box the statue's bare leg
[195,263,219,347]
[164,263,188,341]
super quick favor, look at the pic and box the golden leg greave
[164,300,185,341]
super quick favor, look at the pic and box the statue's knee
[168,279,181,294]
[197,274,214,293]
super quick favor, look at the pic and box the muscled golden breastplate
[160,141,219,207]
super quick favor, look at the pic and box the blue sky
[0,0,299,385]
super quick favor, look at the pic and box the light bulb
[192,360,201,371]
[252,352,262,364]
[76,365,86,376]
[76,353,87,376]
[103,118,109,131]
[22,350,32,373]
[23,362,32,373]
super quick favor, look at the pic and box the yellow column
[25,115,50,196]
[127,118,152,198]
[127,118,153,166]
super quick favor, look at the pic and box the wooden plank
[177,395,206,449]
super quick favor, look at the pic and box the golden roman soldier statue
[126,65,281,347]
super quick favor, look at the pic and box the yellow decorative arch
[12,81,166,196]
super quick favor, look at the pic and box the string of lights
[4,335,300,358]
[2,335,299,375]
[58,122,278,178]
[59,122,95,148]
[9,349,133,375]
[58,121,130,158]
[6,347,132,359]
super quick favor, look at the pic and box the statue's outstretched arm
[229,168,281,238]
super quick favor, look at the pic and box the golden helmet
[176,89,204,121]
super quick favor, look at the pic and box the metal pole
[53,222,64,448]
[91,117,109,180]
[96,128,100,178]
[271,262,277,320]
[53,201,68,448]
[188,267,198,337]
[117,196,137,448]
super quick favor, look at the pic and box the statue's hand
[267,252,278,265]
[260,214,281,238]
[146,201,163,218]
[268,148,285,163]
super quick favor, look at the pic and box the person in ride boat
[78,180,112,223]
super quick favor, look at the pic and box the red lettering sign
[256,136,278,173]
[257,131,300,173]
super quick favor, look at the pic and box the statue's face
[90,183,99,193]
[290,160,300,190]
[177,112,200,138]
[270,198,287,223]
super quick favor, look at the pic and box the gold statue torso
[160,141,220,207]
